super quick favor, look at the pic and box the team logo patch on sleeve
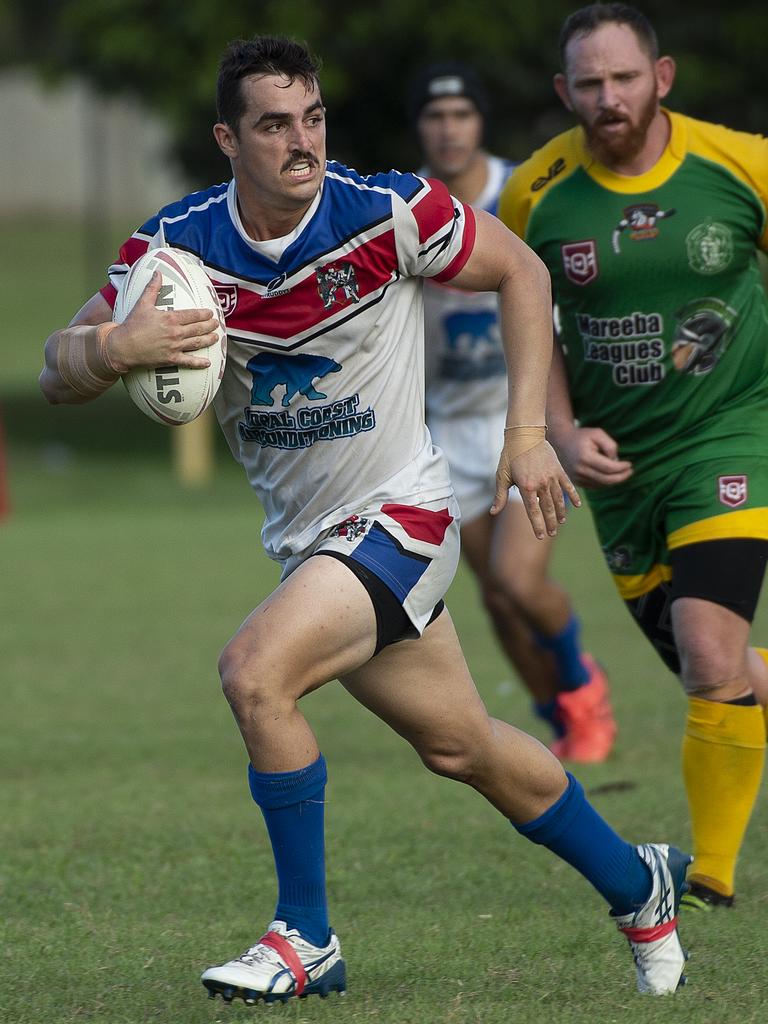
[561,240,599,285]
[718,475,748,508]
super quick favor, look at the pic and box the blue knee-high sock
[514,774,651,915]
[248,754,329,946]
[535,615,590,690]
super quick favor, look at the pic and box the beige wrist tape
[56,323,121,397]
[503,424,547,460]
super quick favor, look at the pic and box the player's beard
[582,89,658,168]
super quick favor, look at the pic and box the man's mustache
[595,111,629,126]
[282,152,319,172]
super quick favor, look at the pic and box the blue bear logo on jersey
[441,310,505,381]
[246,352,342,407]
[445,310,497,350]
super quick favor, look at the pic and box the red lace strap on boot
[259,931,308,995]
[620,917,678,943]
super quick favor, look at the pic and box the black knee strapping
[625,582,681,674]
[669,539,768,623]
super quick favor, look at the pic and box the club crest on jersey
[330,514,370,542]
[316,262,360,309]
[718,475,747,508]
[671,297,737,376]
[686,221,734,275]
[611,204,676,254]
[561,240,598,286]
[214,285,238,316]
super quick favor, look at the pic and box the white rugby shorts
[280,496,461,636]
[428,409,522,523]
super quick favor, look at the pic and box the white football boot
[201,920,346,1004]
[613,843,692,995]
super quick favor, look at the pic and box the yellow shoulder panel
[498,128,583,241]
[682,114,768,250]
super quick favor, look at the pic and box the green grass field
[2,222,767,1023]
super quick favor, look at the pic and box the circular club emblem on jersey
[671,298,736,376]
[561,240,599,286]
[686,221,733,275]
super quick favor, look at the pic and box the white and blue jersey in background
[421,155,518,521]
[423,155,515,420]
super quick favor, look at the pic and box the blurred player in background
[500,2,768,911]
[41,34,693,1002]
[411,63,616,763]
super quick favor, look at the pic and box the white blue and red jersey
[423,155,515,420]
[101,162,475,591]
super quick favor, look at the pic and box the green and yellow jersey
[499,110,768,483]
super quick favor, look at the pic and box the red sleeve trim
[412,180,456,244]
[432,203,476,284]
[100,283,117,308]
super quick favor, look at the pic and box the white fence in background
[0,70,190,218]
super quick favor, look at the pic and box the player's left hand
[491,439,581,539]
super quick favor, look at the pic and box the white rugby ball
[113,246,227,425]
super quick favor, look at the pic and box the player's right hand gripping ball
[113,247,227,425]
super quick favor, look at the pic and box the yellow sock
[753,647,768,734]
[682,697,766,896]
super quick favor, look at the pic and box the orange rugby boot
[550,655,617,763]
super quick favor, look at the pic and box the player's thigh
[667,456,768,626]
[339,608,493,750]
[671,595,752,691]
[220,553,378,700]
[605,457,768,673]
[668,524,768,690]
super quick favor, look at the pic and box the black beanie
[406,62,489,125]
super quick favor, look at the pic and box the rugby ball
[113,247,227,425]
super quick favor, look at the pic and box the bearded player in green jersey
[500,2,768,912]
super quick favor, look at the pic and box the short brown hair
[559,4,659,69]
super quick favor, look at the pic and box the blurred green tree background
[4,0,766,186]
